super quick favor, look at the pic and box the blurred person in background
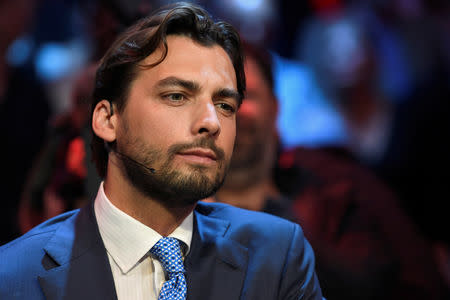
[296,7,397,167]
[0,0,52,245]
[208,41,449,299]
[18,63,100,233]
[365,1,450,283]
[294,0,450,284]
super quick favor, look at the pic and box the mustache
[168,138,225,161]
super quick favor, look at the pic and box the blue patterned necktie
[150,237,187,300]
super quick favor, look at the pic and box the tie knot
[150,237,185,274]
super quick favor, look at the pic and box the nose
[192,100,221,137]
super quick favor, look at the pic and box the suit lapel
[185,203,248,300]
[38,203,117,300]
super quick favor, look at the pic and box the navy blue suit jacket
[0,201,323,299]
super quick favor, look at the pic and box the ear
[92,99,117,143]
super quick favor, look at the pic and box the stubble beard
[116,137,228,208]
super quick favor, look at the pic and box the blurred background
[0,0,449,293]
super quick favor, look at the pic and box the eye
[216,102,236,114]
[165,93,185,102]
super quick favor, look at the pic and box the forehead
[136,35,237,89]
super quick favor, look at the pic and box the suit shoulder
[198,201,295,225]
[197,201,302,241]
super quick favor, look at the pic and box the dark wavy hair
[90,2,246,178]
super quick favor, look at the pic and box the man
[0,3,323,300]
[212,42,448,299]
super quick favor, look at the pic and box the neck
[215,177,280,211]
[103,159,195,237]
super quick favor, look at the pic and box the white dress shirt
[94,182,193,300]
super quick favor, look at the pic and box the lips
[177,148,217,161]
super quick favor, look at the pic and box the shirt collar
[94,182,193,274]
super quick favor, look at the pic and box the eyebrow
[156,76,241,106]
[215,88,242,107]
[155,76,200,92]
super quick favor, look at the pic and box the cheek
[149,104,188,134]
[124,107,184,153]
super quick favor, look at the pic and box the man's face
[230,57,277,171]
[114,35,239,206]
